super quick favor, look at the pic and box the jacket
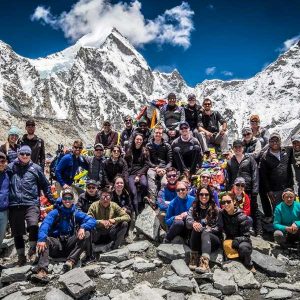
[38,198,96,242]
[111,189,132,212]
[253,127,270,148]
[103,157,128,185]
[160,104,185,131]
[165,195,194,227]
[88,200,130,229]
[95,130,118,149]
[233,192,251,216]
[0,171,9,211]
[125,147,149,176]
[184,104,202,131]
[156,184,177,211]
[273,201,300,233]
[19,135,45,170]
[0,143,19,163]
[77,191,100,213]
[86,156,105,185]
[259,147,293,192]
[7,159,54,206]
[171,136,200,154]
[243,138,262,160]
[120,127,135,147]
[198,111,226,133]
[146,139,172,168]
[55,154,89,186]
[226,154,259,194]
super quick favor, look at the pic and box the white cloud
[278,34,300,52]
[205,66,216,75]
[31,0,194,49]
[221,70,233,77]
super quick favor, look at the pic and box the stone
[152,288,170,297]
[2,291,29,300]
[194,272,214,281]
[22,287,43,295]
[191,278,200,293]
[162,275,194,293]
[0,265,32,283]
[132,262,156,273]
[210,248,224,265]
[251,250,287,277]
[223,261,260,289]
[121,279,129,285]
[187,294,219,300]
[0,238,14,249]
[157,243,191,262]
[135,205,160,241]
[121,270,133,279]
[0,282,21,299]
[265,289,293,299]
[52,263,64,274]
[83,264,102,277]
[171,259,193,278]
[260,287,268,294]
[213,269,237,295]
[45,288,73,300]
[223,296,244,300]
[59,268,96,299]
[152,258,163,267]
[109,289,122,298]
[100,248,130,263]
[278,282,300,292]
[116,259,135,269]
[199,283,222,298]
[250,236,271,253]
[101,266,117,274]
[127,241,150,252]
[133,257,149,263]
[167,292,185,300]
[112,284,164,300]
[165,270,175,276]
[263,282,278,289]
[277,254,289,264]
[100,274,116,279]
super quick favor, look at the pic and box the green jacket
[273,201,300,233]
[88,200,130,228]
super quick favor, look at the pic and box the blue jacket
[55,154,89,186]
[156,186,177,211]
[165,195,194,227]
[7,160,54,207]
[38,198,96,242]
[0,171,9,211]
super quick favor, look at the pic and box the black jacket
[120,127,135,147]
[86,156,105,185]
[184,104,202,131]
[146,139,172,168]
[112,189,132,214]
[125,147,149,176]
[171,136,200,153]
[259,147,293,192]
[77,191,100,213]
[226,154,259,194]
[103,157,128,185]
[198,111,226,133]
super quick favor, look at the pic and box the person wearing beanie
[0,126,20,163]
[6,145,55,267]
[129,117,152,145]
[241,127,262,160]
[291,134,300,196]
[19,119,46,171]
[249,114,270,148]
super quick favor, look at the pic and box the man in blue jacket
[32,188,96,283]
[7,145,54,266]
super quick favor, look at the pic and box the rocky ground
[1,206,300,300]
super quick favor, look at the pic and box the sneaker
[196,256,210,273]
[17,254,27,267]
[31,269,50,284]
[63,260,75,272]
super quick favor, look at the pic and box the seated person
[120,116,135,151]
[199,171,220,207]
[130,117,152,145]
[231,177,251,218]
[164,181,194,243]
[77,179,100,213]
[88,188,130,250]
[219,192,255,272]
[241,127,262,160]
[32,189,96,282]
[186,186,221,272]
[273,188,300,246]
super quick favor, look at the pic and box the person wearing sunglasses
[164,181,194,243]
[219,192,254,272]
[249,115,270,148]
[7,145,54,267]
[88,187,130,251]
[186,186,221,272]
[200,171,220,207]
[273,188,300,247]
[241,127,261,160]
[77,179,100,213]
[130,117,152,146]
[32,188,96,283]
[120,115,135,151]
[0,126,20,163]
[55,139,89,191]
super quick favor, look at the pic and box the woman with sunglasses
[125,133,149,215]
[0,126,20,163]
[186,186,221,272]
[231,177,251,218]
[103,145,128,187]
[219,192,254,272]
[77,179,100,213]
[241,127,262,160]
[112,176,132,216]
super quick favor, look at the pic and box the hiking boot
[31,269,50,284]
[196,256,210,273]
[248,265,256,274]
[28,247,38,264]
[188,251,199,271]
[63,260,75,272]
[17,254,27,267]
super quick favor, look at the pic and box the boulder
[171,259,193,278]
[135,206,160,240]
[121,270,133,279]
[132,262,156,273]
[59,268,96,299]
[223,296,244,300]
[199,283,222,298]
[45,288,73,300]
[127,241,150,252]
[162,275,194,293]
[100,247,130,263]
[2,291,29,300]
[187,294,219,300]
[22,287,43,295]
[265,289,293,299]
[0,282,21,299]
[263,282,279,289]
[278,282,300,292]
[116,259,135,269]
[100,274,116,279]
[250,236,271,254]
[83,264,102,277]
[157,244,191,262]
[167,292,185,300]
[213,269,237,295]
[0,265,31,283]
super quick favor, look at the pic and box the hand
[37,242,47,253]
[134,176,140,183]
[63,184,70,189]
[286,226,293,233]
[109,219,116,225]
[220,129,226,136]
[193,222,202,232]
[77,228,85,240]
[100,220,110,229]
[180,212,188,219]
[206,131,213,138]
[291,223,298,234]
[175,215,183,220]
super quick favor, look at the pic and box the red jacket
[232,191,251,216]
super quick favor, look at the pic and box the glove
[232,239,239,250]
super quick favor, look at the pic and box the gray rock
[121,270,133,279]
[191,278,200,293]
[93,297,110,300]
[165,270,175,276]
[83,264,102,277]
[101,267,117,274]
[162,275,194,293]
[22,287,43,295]
[52,263,64,274]
[260,287,268,294]
[0,238,14,249]
[152,258,163,267]
[278,282,300,292]
[194,272,214,281]
[171,259,193,278]
[251,250,287,277]
[152,288,170,297]
[121,279,129,285]
[250,236,271,253]
[265,289,293,299]
[0,282,21,299]
[116,259,135,269]
[157,243,191,262]
[135,206,160,241]
[213,269,237,295]
[223,296,244,300]
[0,265,32,283]
[100,273,116,279]
[223,261,260,289]
[263,282,278,289]
[132,262,156,273]
[277,254,289,264]
[2,291,29,300]
[210,248,224,265]
[45,288,73,300]
[199,283,222,298]
[127,241,150,252]
[100,248,130,263]
[109,289,122,298]
[59,268,96,299]
[187,294,219,300]
[167,292,185,300]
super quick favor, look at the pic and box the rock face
[213,269,237,295]
[157,244,191,262]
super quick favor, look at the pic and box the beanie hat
[8,126,20,136]
[18,145,32,155]
[167,93,176,100]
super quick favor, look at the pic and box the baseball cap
[232,140,243,147]
[291,134,300,143]
[26,119,36,126]
[62,188,74,199]
[86,179,99,187]
[269,132,281,141]
[234,177,246,185]
[0,152,7,160]
[179,121,190,129]
[94,143,104,150]
[188,93,196,100]
[242,127,252,135]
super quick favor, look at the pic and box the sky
[0,0,300,86]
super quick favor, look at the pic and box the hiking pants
[128,175,147,214]
[147,168,167,199]
[238,241,252,268]
[166,219,188,241]
[274,230,300,245]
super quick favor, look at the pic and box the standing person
[291,134,300,196]
[249,115,270,148]
[7,146,54,266]
[0,127,20,163]
[172,122,202,176]
[241,127,262,160]
[120,116,135,150]
[77,180,100,213]
[19,119,45,171]
[259,133,293,221]
[95,120,118,157]
[186,186,221,272]
[198,98,228,152]
[130,118,152,145]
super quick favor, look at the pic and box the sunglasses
[104,124,111,127]
[112,149,120,153]
[201,176,210,179]
[74,146,83,150]
[199,193,209,197]
[180,127,189,130]
[176,188,186,192]
[243,133,251,137]
[167,174,177,178]
[204,103,211,106]
[269,140,279,144]
[250,121,259,124]
[87,186,97,190]
[235,183,245,187]
[101,195,111,200]
[125,119,132,123]
[94,148,103,151]
[63,196,74,201]
[220,200,232,205]
[188,98,196,101]
[19,152,30,156]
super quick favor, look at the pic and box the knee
[239,243,252,256]
[172,220,185,228]
[120,222,128,229]
[84,231,91,239]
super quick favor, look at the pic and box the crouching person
[88,188,130,250]
[32,189,96,283]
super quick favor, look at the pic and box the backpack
[49,144,65,182]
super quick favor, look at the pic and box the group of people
[0,93,300,282]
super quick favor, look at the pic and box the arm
[108,132,118,149]
[217,111,227,131]
[234,216,251,244]
[38,168,55,203]
[250,156,259,194]
[95,132,101,145]
[55,155,69,187]
[259,155,271,193]
[38,210,58,242]
[121,159,129,182]
[165,200,176,227]
[113,203,131,223]
[165,143,173,168]
[243,194,251,217]
[156,188,169,211]
[160,107,167,132]
[87,202,103,229]
[273,206,286,232]
[75,211,97,231]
